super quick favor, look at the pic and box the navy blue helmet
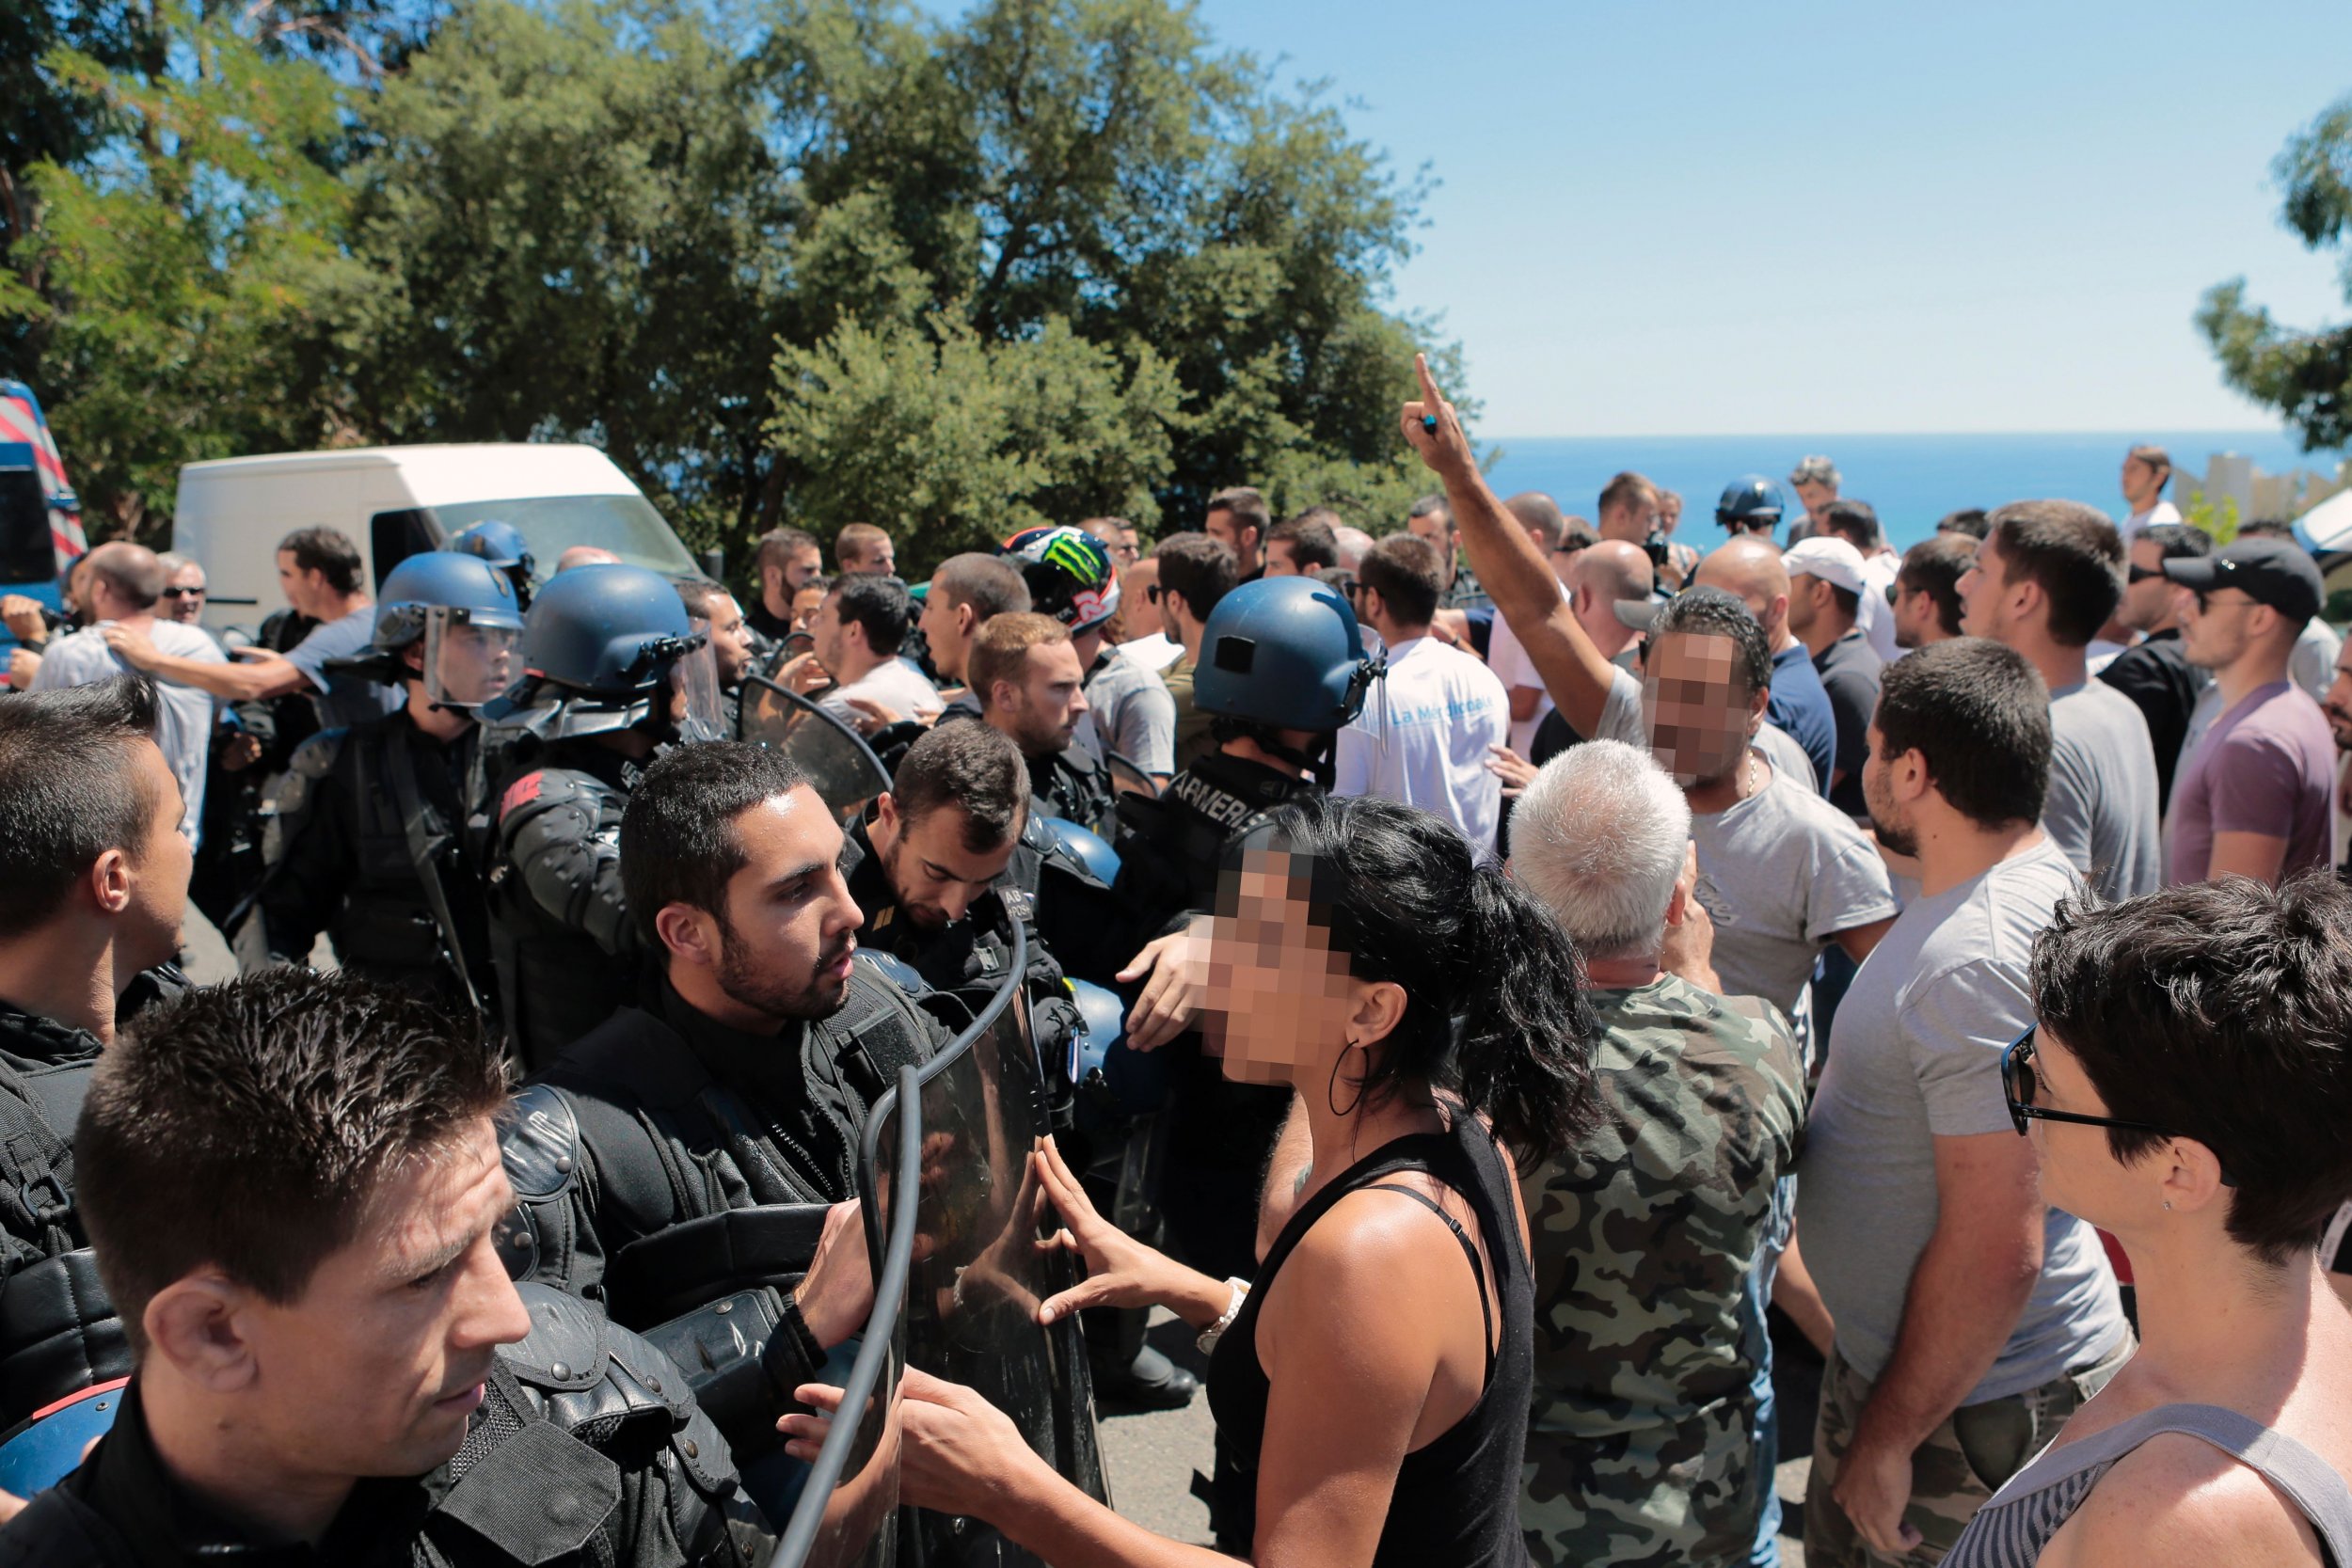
[1715,476,1786,532]
[1193,576,1383,734]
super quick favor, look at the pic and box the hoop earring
[1327,1038,1368,1118]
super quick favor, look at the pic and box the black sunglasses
[2126,564,2165,584]
[2000,1025,2236,1184]
[160,585,205,600]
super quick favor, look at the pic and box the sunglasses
[2000,1025,2237,1184]
[2126,564,2165,584]
[1145,584,1163,604]
[160,586,206,600]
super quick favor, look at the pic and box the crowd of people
[2,354,2351,1568]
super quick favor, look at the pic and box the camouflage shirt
[1519,974,1805,1568]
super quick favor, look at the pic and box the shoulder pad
[287,727,348,782]
[502,1283,611,1396]
[501,1084,582,1202]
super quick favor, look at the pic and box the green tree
[2200,94,2352,451]
[2,6,351,535]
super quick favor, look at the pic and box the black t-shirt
[1812,629,1883,819]
[2097,627,2205,811]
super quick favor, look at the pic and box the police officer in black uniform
[0,676,188,1446]
[1111,576,1384,1283]
[498,742,951,1492]
[253,550,522,1018]
[482,563,723,1069]
[0,968,759,1567]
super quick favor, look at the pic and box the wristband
[1196,1276,1251,1357]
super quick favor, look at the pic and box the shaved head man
[1569,540,1654,665]
[1694,538,1836,795]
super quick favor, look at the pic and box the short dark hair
[1597,471,1658,527]
[930,553,1030,621]
[676,579,735,622]
[1205,486,1270,546]
[1153,533,1238,624]
[1898,533,1976,639]
[966,612,1071,710]
[1987,500,2124,647]
[278,527,364,596]
[829,573,912,657]
[2141,522,2214,562]
[757,527,819,576]
[1267,511,1341,573]
[0,676,165,939]
[1406,494,1454,533]
[1358,533,1443,626]
[79,969,508,1350]
[890,722,1030,853]
[1504,492,1566,553]
[1650,585,1772,699]
[1555,515,1599,555]
[622,741,813,942]
[1821,499,1883,553]
[2237,517,2296,541]
[1936,508,1991,541]
[1875,637,2050,828]
[2030,874,2352,1265]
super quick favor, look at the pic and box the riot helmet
[449,519,537,610]
[372,549,525,708]
[509,563,719,740]
[1193,576,1384,785]
[1003,526,1120,636]
[1716,476,1786,534]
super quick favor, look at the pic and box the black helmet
[1716,476,1785,532]
[1002,526,1120,634]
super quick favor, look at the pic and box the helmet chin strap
[1251,728,1336,791]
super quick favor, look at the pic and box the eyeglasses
[1145,584,1163,604]
[1999,1024,2236,1185]
[2126,564,2166,584]
[160,586,205,600]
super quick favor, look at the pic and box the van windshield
[432,495,700,583]
[0,465,54,586]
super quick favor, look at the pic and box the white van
[171,443,707,630]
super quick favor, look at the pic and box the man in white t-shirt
[809,572,939,726]
[1334,533,1509,857]
[2117,442,2184,546]
[29,542,223,847]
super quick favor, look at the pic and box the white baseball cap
[1781,536,1868,595]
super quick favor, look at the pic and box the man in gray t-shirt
[283,604,405,730]
[1798,639,2127,1568]
[2044,679,2162,901]
[1083,642,1177,778]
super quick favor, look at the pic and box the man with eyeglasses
[2165,537,2335,887]
[1798,637,2129,1567]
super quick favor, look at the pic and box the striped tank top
[1946,1402,2352,1568]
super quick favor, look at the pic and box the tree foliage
[2200,93,2352,451]
[2,0,1461,567]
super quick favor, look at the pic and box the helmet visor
[423,610,523,708]
[669,621,725,742]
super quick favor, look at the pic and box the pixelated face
[244,1120,532,1482]
[1202,848,1358,1085]
[1642,632,1756,786]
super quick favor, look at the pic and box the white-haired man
[1511,739,1805,1568]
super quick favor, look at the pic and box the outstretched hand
[1030,1135,1186,1325]
[1399,352,1475,483]
[1115,918,1211,1051]
[783,1366,1035,1522]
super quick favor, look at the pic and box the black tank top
[1205,1114,1534,1567]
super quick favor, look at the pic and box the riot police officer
[253,549,521,1017]
[499,742,952,1487]
[482,563,722,1069]
[1111,575,1384,1282]
[0,677,188,1445]
[0,968,760,1566]
[449,518,538,611]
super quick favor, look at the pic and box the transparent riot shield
[741,673,895,820]
[858,927,1109,1567]
[1105,750,1160,800]
[671,619,726,743]
[768,1065,917,1568]
[421,608,523,708]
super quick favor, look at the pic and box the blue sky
[1183,0,2352,438]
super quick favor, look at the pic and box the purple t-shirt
[2166,681,2334,885]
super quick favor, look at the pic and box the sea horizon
[1480,429,2349,554]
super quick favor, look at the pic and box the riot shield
[1105,750,1160,800]
[742,673,895,820]
[768,1066,917,1568]
[859,927,1109,1567]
